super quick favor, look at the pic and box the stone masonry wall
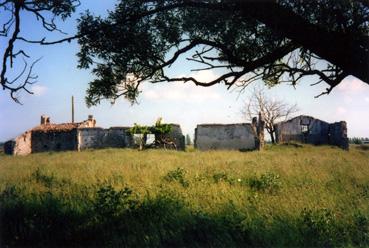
[328,121,349,150]
[275,116,330,145]
[195,123,256,151]
[77,127,132,150]
[31,129,78,153]
[4,131,32,155]
[275,115,348,149]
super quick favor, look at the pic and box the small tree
[243,88,298,144]
[129,124,150,151]
[150,117,172,147]
[129,117,173,150]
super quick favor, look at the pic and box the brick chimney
[40,115,50,125]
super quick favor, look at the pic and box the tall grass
[0,145,368,247]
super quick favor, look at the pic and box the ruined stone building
[4,115,185,155]
[4,114,349,155]
[194,114,265,151]
[274,115,349,150]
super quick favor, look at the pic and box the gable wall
[275,116,348,149]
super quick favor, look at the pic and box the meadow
[0,144,368,247]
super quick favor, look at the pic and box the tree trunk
[269,131,275,144]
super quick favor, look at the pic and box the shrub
[213,172,229,183]
[299,208,340,247]
[248,172,281,193]
[350,213,369,245]
[94,184,136,220]
[164,168,189,187]
[31,168,56,188]
[212,172,238,185]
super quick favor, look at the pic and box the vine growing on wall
[128,117,172,151]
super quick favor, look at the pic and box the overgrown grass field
[0,145,368,247]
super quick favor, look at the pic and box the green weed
[163,167,189,187]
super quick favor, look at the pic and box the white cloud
[365,97,369,103]
[343,96,353,104]
[338,76,366,93]
[336,106,347,115]
[31,85,47,96]
[142,70,222,103]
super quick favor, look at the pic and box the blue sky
[1,1,368,141]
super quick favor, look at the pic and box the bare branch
[243,87,299,143]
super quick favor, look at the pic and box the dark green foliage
[77,1,369,105]
[212,172,229,183]
[1,182,368,247]
[299,208,339,247]
[248,172,281,193]
[350,137,364,144]
[212,172,238,185]
[31,168,56,188]
[93,184,136,220]
[350,213,369,245]
[31,167,72,188]
[163,167,189,188]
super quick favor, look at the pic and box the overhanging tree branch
[0,0,80,102]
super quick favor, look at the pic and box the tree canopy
[77,0,369,105]
[1,0,368,104]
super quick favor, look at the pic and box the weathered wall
[77,128,104,149]
[102,127,133,148]
[275,116,330,145]
[161,124,185,151]
[3,140,15,155]
[77,127,132,150]
[275,115,349,150]
[31,129,78,153]
[195,124,256,151]
[328,121,349,150]
[4,131,32,155]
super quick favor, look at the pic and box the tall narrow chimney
[72,95,75,123]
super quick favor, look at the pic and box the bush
[163,168,189,187]
[299,208,341,247]
[93,184,136,220]
[32,168,56,188]
[248,172,281,193]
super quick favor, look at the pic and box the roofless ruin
[4,114,348,155]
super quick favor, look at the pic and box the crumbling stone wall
[194,123,256,151]
[275,116,330,145]
[4,131,31,155]
[275,115,348,149]
[3,115,188,155]
[102,127,133,148]
[31,129,78,153]
[158,124,185,151]
[328,121,349,150]
[77,128,104,150]
[77,127,132,150]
